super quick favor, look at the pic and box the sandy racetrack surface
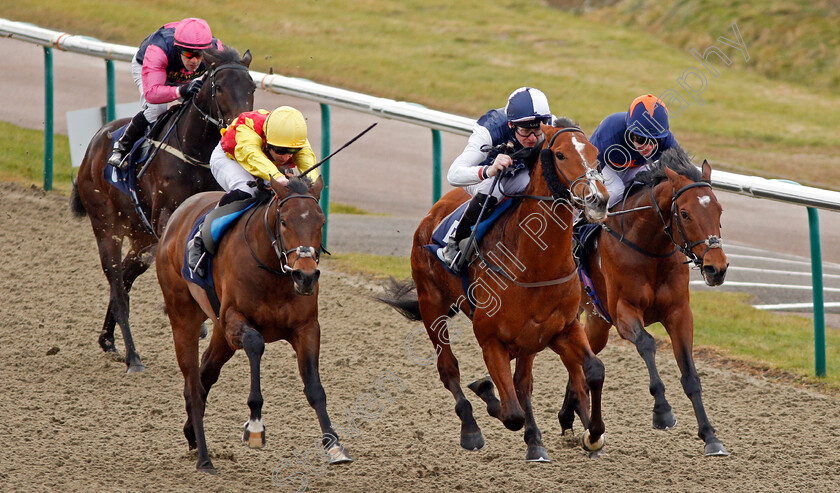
[2,181,840,492]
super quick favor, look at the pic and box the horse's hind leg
[664,306,728,456]
[91,231,147,372]
[290,322,352,464]
[417,298,485,451]
[550,321,605,456]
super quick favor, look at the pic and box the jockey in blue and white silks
[439,87,554,272]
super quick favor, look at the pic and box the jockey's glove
[179,78,204,100]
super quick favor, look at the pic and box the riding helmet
[174,18,213,51]
[265,107,308,148]
[505,87,551,128]
[625,94,671,140]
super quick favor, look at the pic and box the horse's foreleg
[240,328,266,449]
[114,250,152,372]
[664,307,728,456]
[480,338,525,431]
[551,322,605,456]
[292,324,352,464]
[514,354,549,462]
[616,308,676,430]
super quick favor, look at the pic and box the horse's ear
[664,165,681,187]
[241,49,252,68]
[310,176,324,201]
[541,123,557,148]
[701,159,712,181]
[269,176,288,196]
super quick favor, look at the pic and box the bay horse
[69,47,255,372]
[380,121,610,461]
[563,147,729,456]
[156,176,351,473]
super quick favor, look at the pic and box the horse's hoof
[704,441,729,457]
[588,449,608,459]
[196,461,217,474]
[466,375,494,395]
[326,443,353,464]
[125,363,146,374]
[199,322,209,340]
[242,418,266,449]
[652,410,676,430]
[580,429,605,452]
[460,431,485,451]
[526,446,550,462]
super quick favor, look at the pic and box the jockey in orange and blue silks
[108,18,224,169]
[589,94,679,209]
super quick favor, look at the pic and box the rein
[243,193,321,276]
[605,179,722,268]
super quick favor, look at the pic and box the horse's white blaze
[697,195,711,207]
[301,211,310,220]
[571,135,586,161]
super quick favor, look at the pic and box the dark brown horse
[156,176,351,473]
[69,47,255,372]
[564,147,729,456]
[380,122,610,461]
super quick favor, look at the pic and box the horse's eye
[279,219,287,227]
[680,210,689,220]
[555,152,565,160]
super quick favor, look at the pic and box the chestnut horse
[70,47,255,372]
[564,147,729,456]
[380,122,610,461]
[155,177,351,473]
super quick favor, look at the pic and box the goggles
[513,126,543,138]
[267,145,301,156]
[180,49,203,60]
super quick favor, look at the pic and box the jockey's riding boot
[107,111,150,170]
[186,234,207,278]
[438,193,497,272]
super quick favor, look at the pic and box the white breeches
[602,164,649,208]
[209,143,261,196]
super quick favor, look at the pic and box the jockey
[438,87,553,272]
[108,18,224,169]
[590,94,679,209]
[186,106,321,277]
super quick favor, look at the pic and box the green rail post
[319,103,331,248]
[43,46,54,191]
[105,59,116,122]
[807,207,826,377]
[777,179,826,377]
[432,129,442,203]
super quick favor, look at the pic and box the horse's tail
[69,176,87,218]
[376,277,423,321]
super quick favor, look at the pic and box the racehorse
[564,147,730,456]
[69,47,255,372]
[380,121,610,461]
[155,176,351,473]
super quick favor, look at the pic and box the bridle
[190,62,252,130]
[244,192,322,276]
[604,179,723,269]
[545,127,605,209]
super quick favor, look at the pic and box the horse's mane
[634,146,703,188]
[286,176,313,195]
[536,116,580,201]
[203,46,242,66]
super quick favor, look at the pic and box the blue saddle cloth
[102,124,152,195]
[573,222,613,324]
[181,209,216,289]
[423,198,514,275]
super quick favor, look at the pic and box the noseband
[651,180,723,268]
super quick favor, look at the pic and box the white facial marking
[301,211,310,220]
[571,135,586,161]
[697,196,711,207]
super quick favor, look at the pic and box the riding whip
[301,122,378,177]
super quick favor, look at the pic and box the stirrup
[107,150,128,169]
[187,237,207,277]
